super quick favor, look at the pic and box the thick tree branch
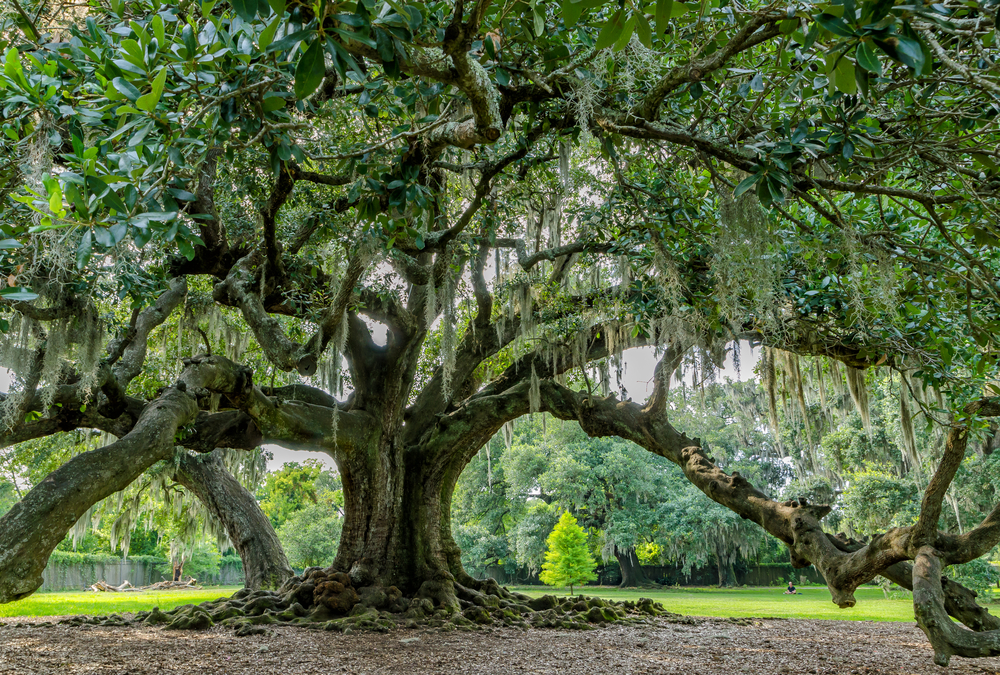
[110,277,188,389]
[0,386,198,603]
[913,546,1000,666]
[633,13,782,120]
[913,425,968,547]
[493,237,615,271]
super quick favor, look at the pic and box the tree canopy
[0,0,997,664]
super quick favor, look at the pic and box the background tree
[539,511,597,595]
[257,460,324,530]
[276,470,344,569]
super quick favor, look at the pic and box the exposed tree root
[52,568,676,635]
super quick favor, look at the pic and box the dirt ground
[2,615,1000,674]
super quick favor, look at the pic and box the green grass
[2,584,977,623]
[0,586,240,619]
[508,585,925,622]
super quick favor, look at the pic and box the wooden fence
[40,560,245,592]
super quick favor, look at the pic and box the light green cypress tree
[539,511,597,595]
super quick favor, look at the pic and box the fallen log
[87,580,133,593]
[85,578,201,592]
[141,578,202,591]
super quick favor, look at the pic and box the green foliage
[48,550,129,566]
[948,558,1000,598]
[257,460,324,529]
[0,479,15,517]
[510,502,560,574]
[539,511,597,593]
[454,409,784,581]
[840,465,919,537]
[260,462,344,569]
[277,501,343,569]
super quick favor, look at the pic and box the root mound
[56,567,677,634]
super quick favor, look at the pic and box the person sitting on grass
[784,581,802,595]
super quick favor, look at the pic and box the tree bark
[174,450,294,590]
[615,547,653,588]
[329,435,473,606]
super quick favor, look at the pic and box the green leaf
[855,40,881,75]
[595,10,623,51]
[231,0,259,21]
[834,57,857,94]
[260,15,281,51]
[262,92,285,112]
[267,28,313,53]
[733,172,762,198]
[635,13,653,49]
[93,226,112,247]
[47,182,62,215]
[614,14,636,52]
[0,287,38,301]
[267,0,285,14]
[562,0,584,27]
[4,48,22,83]
[182,24,198,56]
[112,76,141,102]
[152,14,165,45]
[533,6,545,37]
[331,13,366,27]
[972,153,998,172]
[294,39,326,100]
[756,175,774,208]
[133,225,152,248]
[177,238,196,260]
[894,35,926,72]
[76,229,93,269]
[655,0,674,36]
[855,63,870,98]
[0,239,22,249]
[815,13,856,37]
[669,3,690,18]
[102,188,128,214]
[136,67,168,112]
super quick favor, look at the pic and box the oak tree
[0,0,996,663]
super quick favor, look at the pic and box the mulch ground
[2,615,999,674]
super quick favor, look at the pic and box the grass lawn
[0,586,240,619]
[4,584,984,624]
[508,585,925,622]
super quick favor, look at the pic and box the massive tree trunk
[174,450,294,590]
[327,432,480,606]
[614,547,653,588]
